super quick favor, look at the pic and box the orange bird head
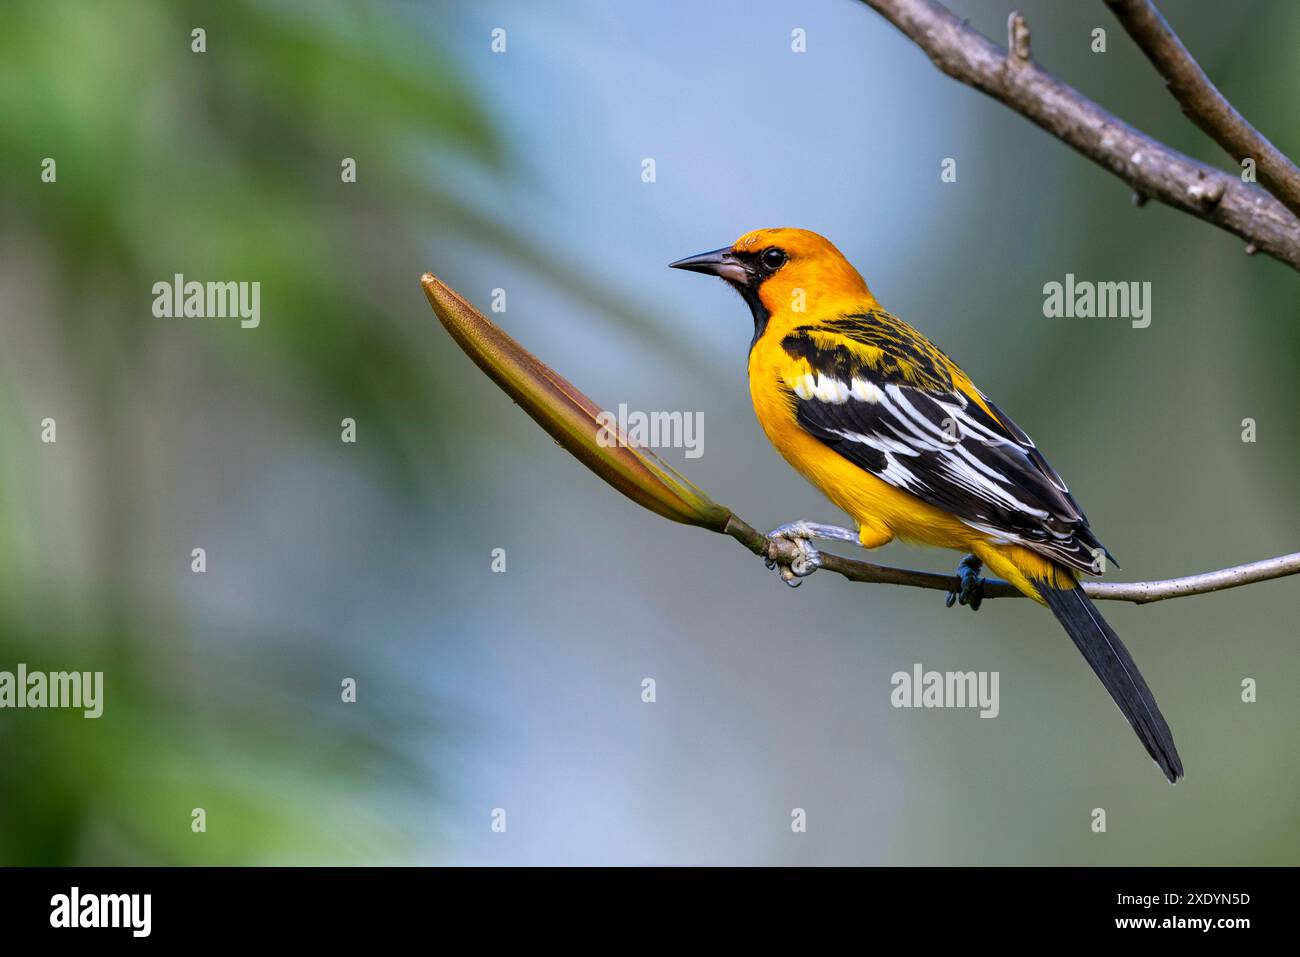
[670,227,874,344]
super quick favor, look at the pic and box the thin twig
[858,0,1300,271]
[1104,0,1300,219]
[723,515,1300,605]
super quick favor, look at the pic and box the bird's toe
[947,554,985,612]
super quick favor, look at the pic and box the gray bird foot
[945,554,985,611]
[763,520,858,588]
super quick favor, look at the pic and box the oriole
[671,227,1182,782]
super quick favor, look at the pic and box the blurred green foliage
[0,0,495,864]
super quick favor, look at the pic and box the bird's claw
[764,522,823,587]
[945,554,985,611]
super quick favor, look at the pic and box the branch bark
[1104,0,1300,219]
[859,0,1300,271]
[724,515,1300,605]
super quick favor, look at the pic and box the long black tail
[1037,582,1184,783]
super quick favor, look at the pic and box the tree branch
[724,514,1300,605]
[859,0,1300,271]
[1104,0,1300,219]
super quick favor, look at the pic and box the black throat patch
[725,250,771,352]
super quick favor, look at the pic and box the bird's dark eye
[761,247,787,271]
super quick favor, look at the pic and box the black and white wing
[781,318,1112,573]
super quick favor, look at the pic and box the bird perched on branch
[671,227,1182,783]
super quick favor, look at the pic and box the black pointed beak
[669,246,751,284]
